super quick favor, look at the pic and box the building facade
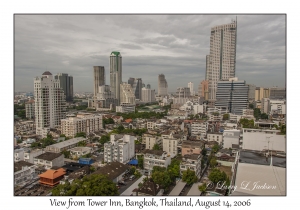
[158,74,168,96]
[128,78,142,100]
[25,100,35,119]
[110,52,122,105]
[199,80,209,100]
[180,154,202,179]
[188,82,194,96]
[93,66,105,98]
[54,73,73,102]
[176,87,191,98]
[34,71,66,137]
[205,20,237,101]
[120,83,136,105]
[143,150,171,173]
[141,87,156,102]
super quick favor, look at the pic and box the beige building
[180,154,202,179]
[69,147,92,159]
[25,100,35,119]
[199,80,209,100]
[143,134,162,150]
[120,83,136,105]
[61,113,102,137]
[163,138,181,158]
[255,87,270,101]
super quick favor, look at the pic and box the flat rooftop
[239,150,286,168]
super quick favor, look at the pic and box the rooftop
[92,161,129,180]
[182,154,201,161]
[14,161,34,172]
[143,149,165,156]
[39,168,66,179]
[133,179,162,196]
[45,137,86,149]
[42,71,52,76]
[182,140,204,148]
[35,152,63,161]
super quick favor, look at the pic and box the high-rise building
[215,77,248,115]
[120,83,136,105]
[146,84,151,89]
[247,84,256,103]
[176,87,191,98]
[110,52,122,105]
[34,71,66,137]
[25,100,35,119]
[128,78,142,100]
[141,87,156,102]
[93,66,105,98]
[206,19,237,101]
[255,87,270,101]
[199,80,209,100]
[54,73,73,102]
[269,87,286,100]
[188,82,194,96]
[158,74,168,96]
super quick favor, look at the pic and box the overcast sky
[14,14,286,93]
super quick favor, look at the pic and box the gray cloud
[15,14,285,93]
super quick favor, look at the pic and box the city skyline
[15,15,285,92]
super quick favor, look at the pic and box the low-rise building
[14,161,36,187]
[181,140,205,156]
[92,162,129,183]
[25,100,35,119]
[143,134,162,150]
[39,168,66,187]
[190,121,208,137]
[223,130,240,149]
[45,137,87,153]
[180,154,202,179]
[143,150,171,174]
[34,152,64,170]
[116,103,136,113]
[24,149,44,163]
[207,133,223,145]
[69,147,92,159]
[14,148,25,162]
[133,179,164,196]
[163,138,181,158]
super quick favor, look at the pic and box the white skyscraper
[120,83,136,105]
[188,82,194,96]
[110,52,122,105]
[206,19,237,101]
[141,87,156,102]
[158,74,168,96]
[34,71,66,137]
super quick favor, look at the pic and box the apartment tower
[158,74,168,96]
[110,52,122,105]
[128,78,143,100]
[54,73,73,102]
[93,66,105,98]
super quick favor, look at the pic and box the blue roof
[128,159,138,165]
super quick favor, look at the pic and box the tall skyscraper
[188,82,194,96]
[120,83,136,105]
[110,52,122,105]
[146,84,151,89]
[54,73,73,102]
[158,74,168,96]
[206,19,237,101]
[215,77,248,115]
[199,80,209,100]
[93,66,105,98]
[34,71,66,137]
[142,87,156,102]
[128,78,142,100]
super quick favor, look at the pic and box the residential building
[247,84,256,103]
[163,138,181,158]
[14,148,25,162]
[69,147,92,159]
[61,113,102,137]
[54,73,73,102]
[133,179,164,196]
[146,120,156,130]
[92,162,130,183]
[176,87,191,98]
[188,82,194,96]
[143,150,171,173]
[255,87,270,101]
[269,99,286,115]
[115,103,135,113]
[242,109,254,116]
[128,78,143,100]
[34,71,66,138]
[39,168,66,187]
[223,130,240,149]
[191,121,208,137]
[269,87,286,100]
[215,78,249,115]
[14,161,36,186]
[25,100,35,119]
[110,51,122,105]
[181,140,205,156]
[207,133,223,145]
[261,98,269,114]
[45,137,87,153]
[104,134,135,163]
[242,128,286,152]
[93,66,105,98]
[158,74,168,96]
[141,87,156,102]
[206,19,237,101]
[34,152,64,170]
[199,80,209,100]
[180,154,202,179]
[143,134,162,150]
[24,149,44,163]
[120,83,136,104]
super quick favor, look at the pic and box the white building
[141,87,156,102]
[180,154,202,179]
[205,19,237,101]
[191,121,208,137]
[242,128,286,152]
[120,83,136,105]
[61,113,102,137]
[179,101,204,115]
[188,82,194,96]
[116,103,135,113]
[45,137,88,153]
[14,148,25,162]
[163,138,181,158]
[223,129,240,149]
[104,134,136,163]
[261,98,269,114]
[14,161,36,187]
[69,147,92,158]
[269,100,286,115]
[24,149,44,163]
[34,71,66,138]
[25,100,35,119]
[207,133,223,145]
[143,150,171,173]
[33,152,64,170]
[143,134,162,150]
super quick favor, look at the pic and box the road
[120,175,146,196]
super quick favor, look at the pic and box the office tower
[188,82,194,96]
[120,83,136,105]
[128,78,142,100]
[269,87,286,99]
[34,71,66,137]
[110,51,122,105]
[247,84,256,103]
[215,77,248,115]
[176,87,191,98]
[255,87,270,101]
[141,87,156,102]
[54,73,73,102]
[146,84,151,89]
[206,19,237,101]
[93,66,105,98]
[158,74,168,96]
[199,80,209,100]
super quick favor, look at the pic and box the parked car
[129,175,135,181]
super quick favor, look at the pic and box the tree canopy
[182,168,198,185]
[51,174,119,196]
[223,113,229,120]
[152,143,161,150]
[75,132,86,138]
[208,168,227,184]
[116,111,166,120]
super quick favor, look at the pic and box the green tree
[99,135,110,144]
[17,139,22,144]
[209,157,218,168]
[212,144,220,153]
[90,166,96,173]
[182,168,198,185]
[41,137,56,148]
[137,155,144,169]
[75,132,86,138]
[223,113,229,120]
[280,124,286,135]
[201,148,207,156]
[152,170,172,190]
[167,159,180,181]
[152,143,160,150]
[30,142,41,148]
[208,168,227,184]
[198,183,207,194]
[134,170,142,178]
[17,110,26,119]
[254,108,261,120]
[77,141,87,147]
[129,166,136,175]
[239,118,255,128]
[261,113,269,119]
[60,134,66,138]
[61,150,71,159]
[51,174,119,196]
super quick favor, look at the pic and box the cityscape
[14,15,286,196]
